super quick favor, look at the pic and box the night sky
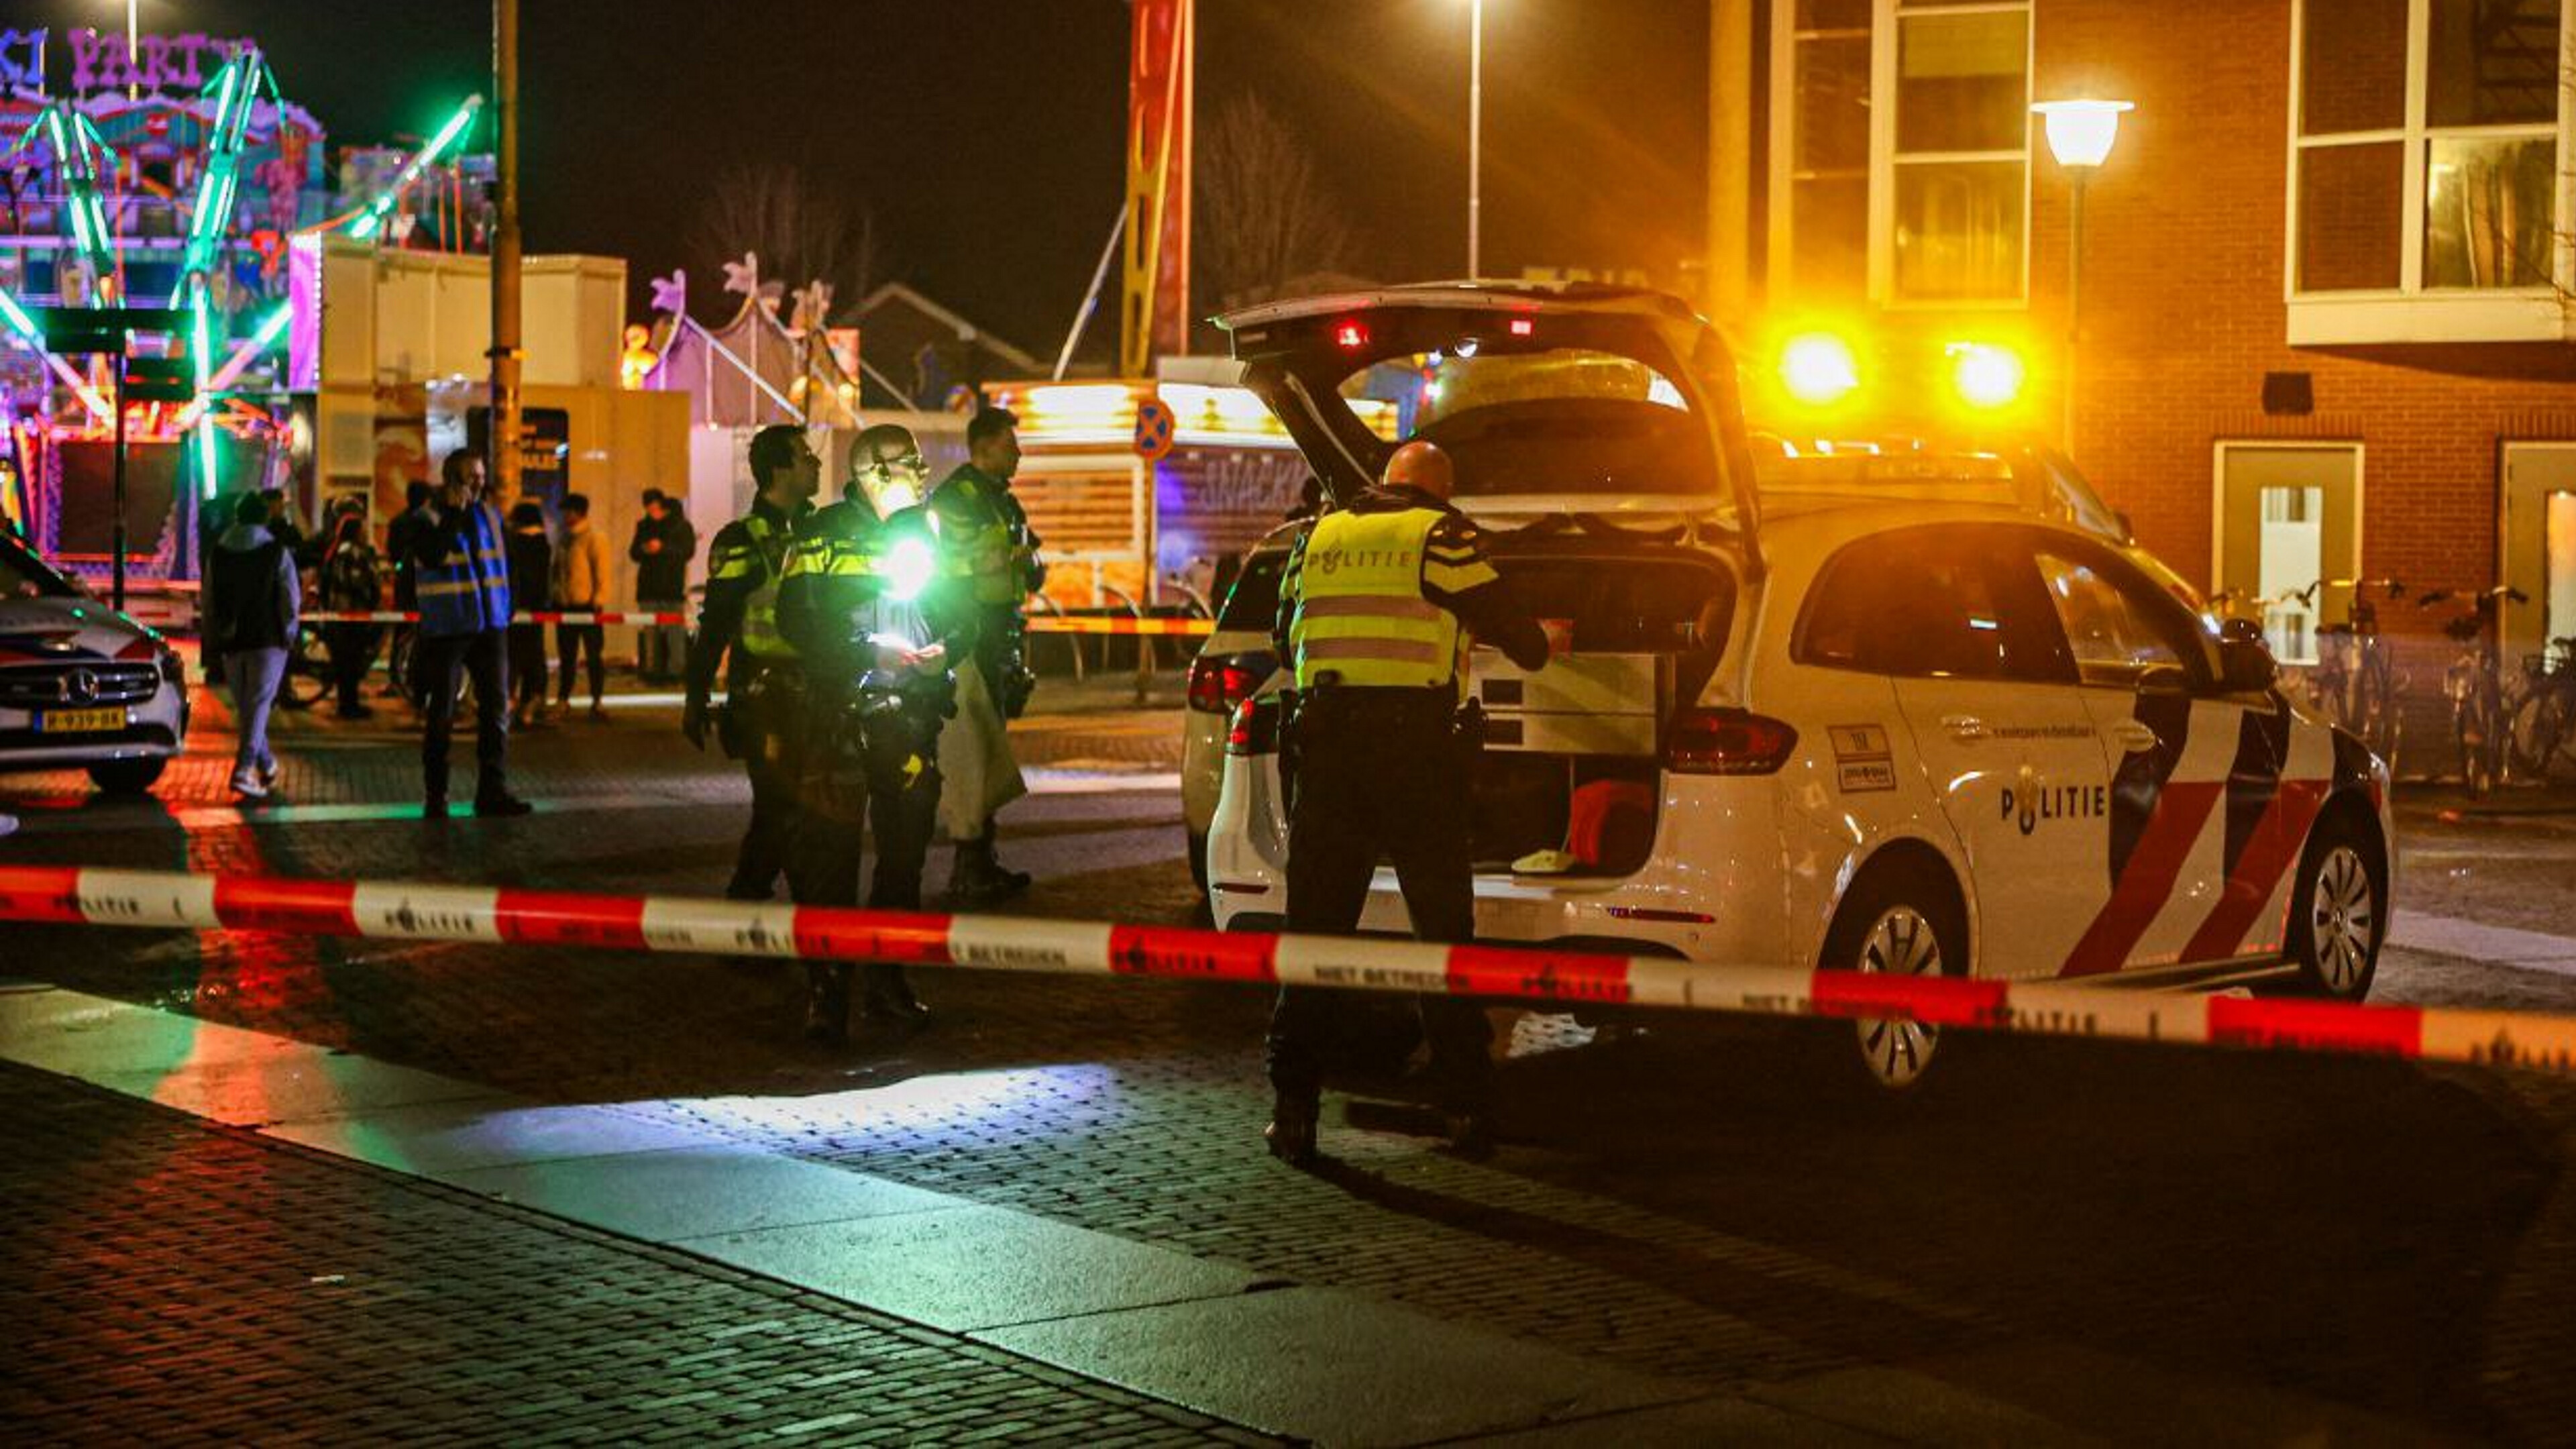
[16,0,1711,363]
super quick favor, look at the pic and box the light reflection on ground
[661,1064,1119,1143]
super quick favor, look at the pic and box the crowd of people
[167,415,1526,1165]
[192,462,735,799]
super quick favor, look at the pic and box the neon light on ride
[346,96,485,241]
[0,286,115,422]
[178,48,275,298]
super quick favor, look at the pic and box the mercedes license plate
[38,706,127,734]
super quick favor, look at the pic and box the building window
[1783,0,1873,300]
[1770,0,2031,307]
[2294,0,2565,296]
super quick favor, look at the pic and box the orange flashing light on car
[1947,342,2026,411]
[1779,332,1862,408]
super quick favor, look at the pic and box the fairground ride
[0,30,484,590]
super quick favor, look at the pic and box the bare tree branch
[687,161,885,317]
[1196,93,1362,312]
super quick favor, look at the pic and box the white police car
[1203,284,2396,1085]
[0,530,191,794]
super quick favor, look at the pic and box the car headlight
[158,648,185,686]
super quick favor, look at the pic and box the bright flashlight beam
[348,96,484,240]
[883,535,938,602]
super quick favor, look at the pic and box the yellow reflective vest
[1288,506,1471,692]
[708,511,797,659]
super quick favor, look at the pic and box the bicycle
[2506,636,2576,782]
[2418,584,2528,797]
[2211,578,2408,768]
[2304,578,2409,769]
[278,622,333,711]
[386,627,478,715]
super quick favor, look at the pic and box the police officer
[1265,441,1550,1165]
[929,407,1041,904]
[684,425,820,901]
[777,423,961,1044]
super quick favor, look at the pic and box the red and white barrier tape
[299,610,1214,637]
[1022,615,1215,637]
[0,865,2569,1076]
[301,610,690,627]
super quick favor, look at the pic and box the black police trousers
[786,694,942,997]
[1266,689,1493,1113]
[724,674,802,902]
[417,627,510,805]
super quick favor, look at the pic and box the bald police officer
[777,423,961,1043]
[1266,441,1550,1165]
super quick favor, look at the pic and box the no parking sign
[1134,398,1177,462]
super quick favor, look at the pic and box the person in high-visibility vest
[1265,440,1550,1165]
[929,407,1041,904]
[407,449,531,819]
[685,425,821,902]
[777,423,963,1044]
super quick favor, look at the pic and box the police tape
[1,865,2570,1077]
[1022,616,1216,637]
[299,610,690,627]
[297,610,1214,637]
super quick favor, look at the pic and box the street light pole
[490,0,522,509]
[2065,168,2086,456]
[111,362,127,610]
[1467,0,1483,279]
[2032,98,2132,462]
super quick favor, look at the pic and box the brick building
[1713,0,2576,674]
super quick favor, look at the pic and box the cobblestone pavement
[0,1061,1273,1446]
[6,685,2576,1442]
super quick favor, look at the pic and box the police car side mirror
[2216,618,2277,694]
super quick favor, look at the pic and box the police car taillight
[1666,708,1799,775]
[1188,656,1264,714]
[1226,698,1280,756]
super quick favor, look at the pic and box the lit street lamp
[1466,0,1485,279]
[2033,97,2132,457]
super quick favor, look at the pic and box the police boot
[984,825,1034,897]
[1264,1094,1320,1168]
[949,838,1026,907]
[859,963,930,1027]
[802,963,851,1046]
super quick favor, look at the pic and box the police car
[0,529,191,794]
[1201,284,2395,1085]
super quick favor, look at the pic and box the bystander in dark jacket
[629,489,696,682]
[504,502,555,727]
[317,512,385,718]
[207,492,301,799]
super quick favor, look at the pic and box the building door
[2215,444,2361,665]
[2501,444,2576,665]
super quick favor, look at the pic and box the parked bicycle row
[2206,577,2576,796]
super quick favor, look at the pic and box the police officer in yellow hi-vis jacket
[777,423,961,1044]
[684,425,820,901]
[1266,440,1550,1165]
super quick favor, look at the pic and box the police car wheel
[1821,863,1966,1092]
[2288,816,2384,1002]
